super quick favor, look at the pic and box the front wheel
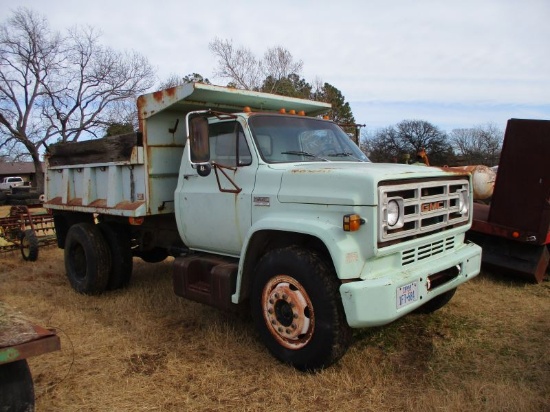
[251,246,351,371]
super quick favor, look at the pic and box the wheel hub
[262,275,314,350]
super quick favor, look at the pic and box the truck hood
[275,162,466,205]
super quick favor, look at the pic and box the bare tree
[158,72,210,90]
[209,38,262,90]
[261,46,303,93]
[209,38,304,93]
[0,9,61,176]
[450,123,503,165]
[0,8,155,191]
[368,120,455,165]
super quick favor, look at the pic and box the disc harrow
[0,205,56,261]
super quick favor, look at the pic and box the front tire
[251,246,351,371]
[64,222,110,295]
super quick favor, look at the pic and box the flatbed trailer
[0,302,61,411]
[467,118,550,283]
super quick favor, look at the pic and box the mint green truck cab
[45,83,481,371]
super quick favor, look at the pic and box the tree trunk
[27,145,44,193]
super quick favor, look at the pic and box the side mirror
[187,112,212,177]
[189,116,210,163]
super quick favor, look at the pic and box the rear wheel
[98,223,133,290]
[251,246,351,371]
[20,229,39,261]
[64,222,110,295]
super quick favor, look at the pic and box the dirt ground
[0,242,549,411]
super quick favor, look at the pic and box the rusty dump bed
[0,302,60,365]
[467,118,550,283]
[44,82,331,218]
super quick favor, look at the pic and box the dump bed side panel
[45,133,150,217]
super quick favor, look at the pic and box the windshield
[248,114,370,163]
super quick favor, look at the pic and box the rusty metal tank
[451,165,496,200]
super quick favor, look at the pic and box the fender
[231,213,371,304]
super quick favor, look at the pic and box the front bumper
[340,241,481,328]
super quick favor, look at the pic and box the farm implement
[0,205,56,261]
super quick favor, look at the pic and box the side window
[210,121,252,167]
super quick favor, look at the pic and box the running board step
[173,255,238,311]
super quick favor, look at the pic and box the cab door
[176,118,257,256]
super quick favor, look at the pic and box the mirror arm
[212,162,242,194]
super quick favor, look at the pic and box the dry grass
[0,243,548,412]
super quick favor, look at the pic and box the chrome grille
[378,178,470,243]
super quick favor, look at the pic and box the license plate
[396,281,418,309]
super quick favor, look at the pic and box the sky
[3,0,550,134]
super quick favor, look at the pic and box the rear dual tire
[65,222,134,294]
[65,223,111,295]
[98,223,133,290]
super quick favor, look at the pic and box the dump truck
[44,82,481,370]
[467,118,550,283]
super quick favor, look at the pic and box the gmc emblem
[421,201,444,213]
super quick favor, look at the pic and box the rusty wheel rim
[20,236,30,258]
[261,275,314,350]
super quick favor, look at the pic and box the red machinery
[467,119,550,283]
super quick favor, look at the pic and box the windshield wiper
[281,151,329,161]
[329,152,365,161]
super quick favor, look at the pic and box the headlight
[387,199,401,227]
[458,190,469,215]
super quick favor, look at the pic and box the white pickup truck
[45,83,481,370]
[0,176,25,191]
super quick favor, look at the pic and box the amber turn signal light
[343,214,365,232]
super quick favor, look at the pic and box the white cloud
[3,0,549,129]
